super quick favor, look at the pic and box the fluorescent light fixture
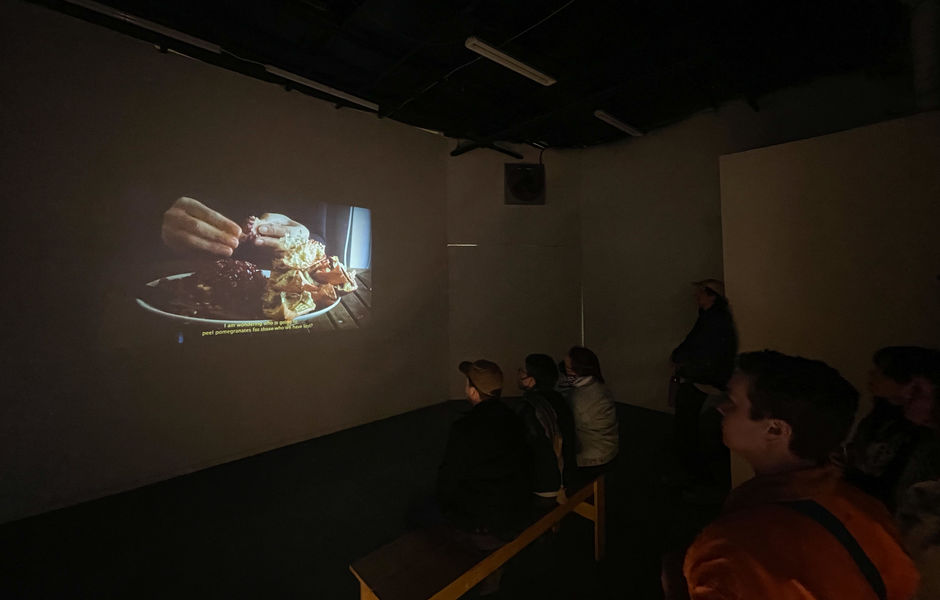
[162,47,201,61]
[263,65,379,111]
[416,127,445,136]
[64,0,378,112]
[593,110,644,137]
[464,37,556,86]
[65,0,222,54]
[447,243,479,247]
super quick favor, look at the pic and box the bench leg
[594,476,606,561]
[359,580,379,600]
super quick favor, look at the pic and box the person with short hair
[562,347,619,478]
[842,346,940,512]
[437,359,531,538]
[517,354,577,503]
[885,351,940,600]
[683,350,920,600]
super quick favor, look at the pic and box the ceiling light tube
[465,37,556,86]
[594,110,644,137]
[65,0,222,54]
[63,0,377,112]
[263,65,379,111]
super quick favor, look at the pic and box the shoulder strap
[778,499,886,600]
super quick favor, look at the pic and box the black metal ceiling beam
[379,0,578,120]
[456,60,695,148]
[59,0,400,101]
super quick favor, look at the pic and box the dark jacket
[671,298,738,388]
[545,388,577,489]
[437,398,531,534]
[517,387,577,494]
[844,403,940,512]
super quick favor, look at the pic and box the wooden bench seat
[350,476,606,600]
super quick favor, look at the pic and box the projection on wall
[136,196,372,338]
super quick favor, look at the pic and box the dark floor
[0,400,724,599]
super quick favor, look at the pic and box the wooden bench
[349,476,606,600]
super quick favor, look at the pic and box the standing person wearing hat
[668,279,738,493]
[437,360,531,542]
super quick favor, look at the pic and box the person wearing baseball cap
[437,359,531,543]
[668,278,738,495]
[458,359,505,400]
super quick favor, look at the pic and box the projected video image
[136,197,371,336]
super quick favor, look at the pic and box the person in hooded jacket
[516,353,577,505]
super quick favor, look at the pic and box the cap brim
[458,361,472,375]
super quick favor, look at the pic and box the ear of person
[467,385,480,403]
[766,420,790,439]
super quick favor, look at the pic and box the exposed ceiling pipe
[64,0,221,53]
[903,0,940,109]
[63,0,379,112]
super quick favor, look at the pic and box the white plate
[136,271,341,325]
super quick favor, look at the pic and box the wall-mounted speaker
[505,163,546,205]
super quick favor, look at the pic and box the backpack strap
[778,499,886,600]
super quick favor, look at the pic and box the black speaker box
[505,163,546,205]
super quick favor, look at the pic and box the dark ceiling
[38,0,912,151]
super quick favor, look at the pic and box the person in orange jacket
[683,350,920,600]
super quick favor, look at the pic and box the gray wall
[0,0,450,523]
[446,146,582,398]
[721,111,940,485]
[565,71,913,411]
[1,0,927,523]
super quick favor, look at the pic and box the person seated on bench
[516,353,577,509]
[560,346,619,482]
[682,350,920,600]
[435,359,531,594]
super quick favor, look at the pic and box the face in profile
[718,374,767,458]
[868,365,911,405]
[563,355,576,378]
[902,378,937,427]
[693,286,714,309]
[518,368,534,391]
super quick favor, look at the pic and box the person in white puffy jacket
[561,346,619,477]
